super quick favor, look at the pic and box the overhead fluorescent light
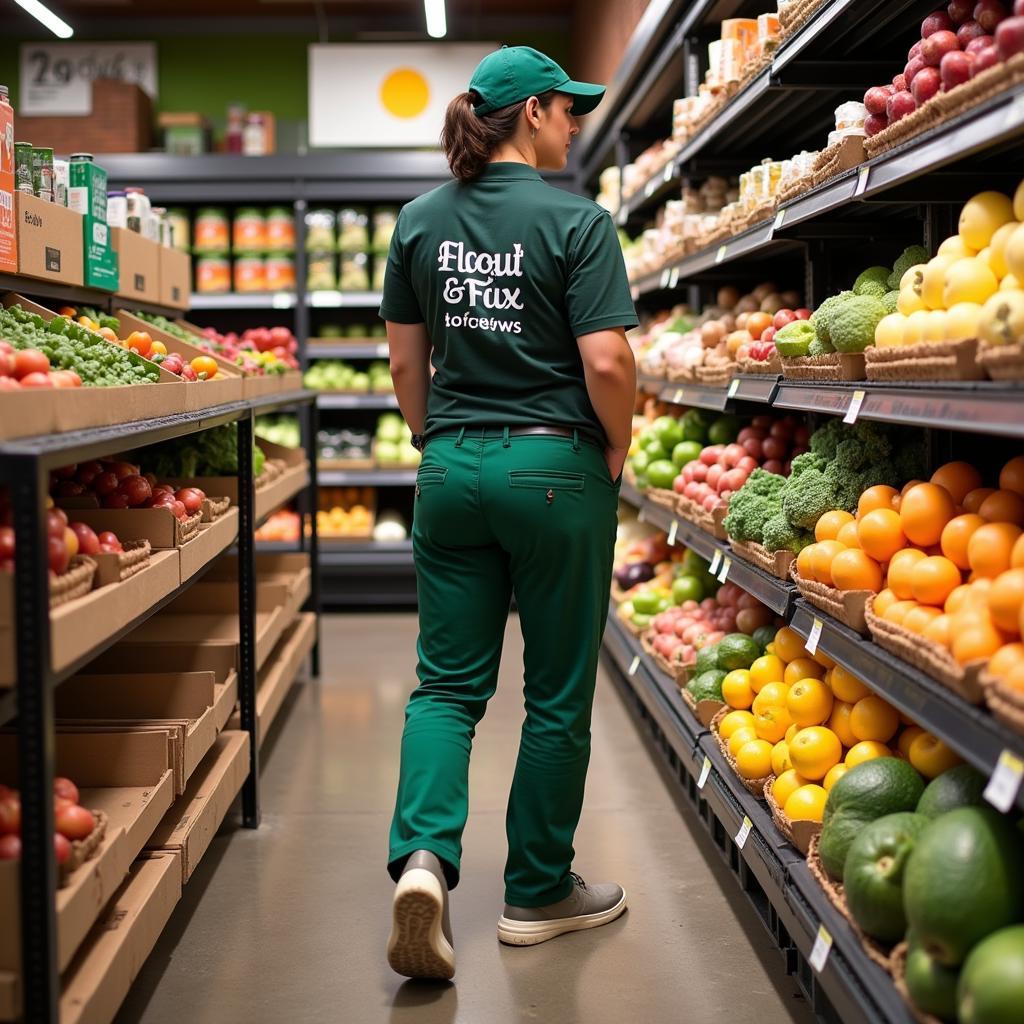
[12,0,74,38]
[424,0,446,39]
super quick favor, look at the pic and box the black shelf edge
[657,382,733,412]
[788,600,1024,810]
[731,373,782,405]
[315,393,400,410]
[318,468,416,486]
[190,292,297,310]
[249,389,316,413]
[306,291,383,309]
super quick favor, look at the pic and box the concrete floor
[116,613,813,1024]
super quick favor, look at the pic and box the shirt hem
[378,306,424,324]
[571,313,640,335]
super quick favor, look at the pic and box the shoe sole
[496,890,627,947]
[387,868,456,980]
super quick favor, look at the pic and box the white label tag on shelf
[272,291,296,309]
[668,520,679,546]
[664,162,675,183]
[674,388,685,405]
[809,925,833,973]
[735,816,752,849]
[806,617,824,656]
[710,549,722,575]
[618,207,628,226]
[630,286,640,302]
[984,750,1024,813]
[669,267,680,288]
[376,343,389,357]
[717,556,732,583]
[1004,92,1024,130]
[855,165,870,197]
[716,245,728,264]
[645,178,657,198]
[697,756,712,790]
[628,655,641,677]
[727,378,740,398]
[638,507,647,524]
[660,269,671,289]
[843,389,866,424]
[773,208,786,232]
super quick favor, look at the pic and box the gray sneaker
[387,850,455,980]
[498,872,627,946]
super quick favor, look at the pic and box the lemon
[900,263,927,292]
[787,677,834,727]
[979,291,1024,347]
[830,665,870,703]
[959,190,1015,251]
[924,309,949,342]
[945,302,983,343]
[1014,179,1024,221]
[749,654,785,692]
[771,740,793,777]
[845,740,892,767]
[722,669,755,710]
[903,309,932,345]
[719,709,756,741]
[1001,273,1022,291]
[898,287,927,317]
[823,763,848,791]
[755,705,793,744]
[736,738,773,780]
[1005,223,1024,280]
[875,313,906,347]
[784,784,828,823]
[772,768,807,807]
[788,726,842,781]
[944,257,999,307]
[896,724,926,759]
[728,726,759,760]
[938,234,977,259]
[922,256,958,310]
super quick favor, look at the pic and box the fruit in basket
[977,289,1024,346]
[944,256,999,305]
[735,739,773,780]
[957,925,1024,1024]
[788,726,842,781]
[783,784,828,822]
[905,939,961,1021]
[916,763,986,817]
[924,9,957,34]
[905,807,1024,966]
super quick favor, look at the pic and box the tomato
[46,509,66,538]
[97,531,122,552]
[55,804,95,841]
[0,835,20,860]
[0,377,21,390]
[75,461,104,486]
[92,471,120,497]
[49,371,78,389]
[19,372,54,388]
[0,797,20,836]
[57,306,77,318]
[175,488,203,514]
[102,492,131,509]
[126,331,153,356]
[106,461,138,480]
[119,474,152,507]
[172,500,187,521]
[98,327,118,342]
[149,340,167,356]
[70,522,99,556]
[54,833,71,866]
[0,350,14,377]
[48,534,70,575]
[152,484,174,496]
[13,349,50,379]
[64,526,79,558]
[54,777,79,803]
[190,356,219,380]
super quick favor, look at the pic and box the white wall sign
[19,42,158,116]
[309,43,495,148]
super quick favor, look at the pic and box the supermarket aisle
[117,614,812,1024]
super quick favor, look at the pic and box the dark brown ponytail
[441,90,556,184]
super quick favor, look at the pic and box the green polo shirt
[379,162,637,443]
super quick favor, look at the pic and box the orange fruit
[823,763,849,791]
[900,483,957,547]
[772,741,793,777]
[951,612,1006,665]
[722,669,755,709]
[811,540,847,586]
[728,726,759,759]
[753,681,791,714]
[772,768,807,806]
[719,709,757,740]
[968,522,1022,578]
[857,508,907,562]
[904,605,944,635]
[784,784,828,822]
[830,665,870,703]
[787,677,834,727]
[784,658,825,685]
[946,580,990,614]
[827,700,858,748]
[755,705,793,744]
[816,509,856,542]
[897,725,926,759]
[736,738,774,780]
[874,588,899,617]
[884,599,920,625]
[988,568,1024,635]
[830,548,883,592]
[746,311,774,340]
[922,613,952,649]
[1005,663,1024,693]
[988,642,1024,679]
[909,556,963,607]
[887,548,928,599]
[749,654,785,692]
[846,740,892,767]
[850,695,900,742]
[837,521,861,548]
[941,514,987,570]
[788,727,843,781]
[1013,533,1024,569]
[963,487,997,513]
[978,489,1024,526]
[858,485,900,518]
[1000,455,1024,496]
[796,544,817,582]
[930,461,983,504]
[908,732,962,779]
[773,626,808,663]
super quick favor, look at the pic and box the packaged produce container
[233,254,266,293]
[338,207,369,253]
[194,207,229,253]
[264,254,296,291]
[233,208,266,252]
[305,209,336,252]
[265,206,295,252]
[195,255,231,293]
[307,252,336,291]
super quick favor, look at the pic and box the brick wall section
[15,79,153,154]
[570,0,651,91]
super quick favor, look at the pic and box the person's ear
[524,95,541,131]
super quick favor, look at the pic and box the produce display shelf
[788,600,1024,811]
[306,342,390,360]
[0,273,185,320]
[316,393,400,410]
[604,612,911,1024]
[255,464,311,528]
[306,291,384,309]
[189,292,298,310]
[321,541,416,607]
[730,373,781,405]
[655,381,735,412]
[318,468,417,487]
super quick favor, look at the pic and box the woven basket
[790,563,872,636]
[737,352,783,375]
[764,774,820,854]
[890,943,949,1024]
[667,364,698,383]
[675,494,729,540]
[681,684,725,727]
[201,495,232,522]
[865,338,984,382]
[710,707,770,798]
[641,630,692,688]
[779,0,827,37]
[977,340,1024,381]
[177,510,203,545]
[92,540,151,588]
[256,460,285,489]
[696,362,738,387]
[648,487,679,511]
[729,538,795,581]
[982,670,1024,736]
[781,352,867,382]
[864,595,985,704]
[61,809,108,886]
[806,832,896,973]
[51,556,98,607]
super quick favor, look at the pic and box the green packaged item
[68,153,107,221]
[83,215,119,291]
[31,147,54,201]
[14,142,33,194]
[339,251,370,292]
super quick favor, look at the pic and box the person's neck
[489,140,536,166]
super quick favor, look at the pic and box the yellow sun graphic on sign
[380,68,431,119]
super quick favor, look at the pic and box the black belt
[429,425,588,442]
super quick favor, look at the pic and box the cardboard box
[14,191,84,286]
[0,388,55,440]
[173,317,291,398]
[147,731,249,884]
[58,853,180,1024]
[0,730,174,977]
[111,227,161,304]
[0,97,15,273]
[85,641,236,690]
[209,552,311,626]
[0,549,180,688]
[83,216,118,292]
[159,246,191,310]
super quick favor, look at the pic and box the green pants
[388,428,620,907]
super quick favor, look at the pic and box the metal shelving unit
[319,468,416,487]
[316,393,400,410]
[306,341,389,360]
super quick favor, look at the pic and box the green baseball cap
[469,45,605,117]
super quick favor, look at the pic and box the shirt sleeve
[565,211,639,336]
[378,212,424,324]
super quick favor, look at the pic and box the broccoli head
[782,465,836,529]
[881,290,900,315]
[888,245,930,290]
[810,291,855,347]
[762,511,815,554]
[854,267,891,297]
[830,295,887,353]
[722,469,786,544]
[808,335,834,357]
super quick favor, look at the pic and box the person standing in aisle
[380,45,638,981]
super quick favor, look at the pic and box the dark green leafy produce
[130,424,266,479]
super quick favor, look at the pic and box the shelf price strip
[717,556,732,583]
[710,549,722,575]
[716,245,728,265]
[854,165,870,197]
[809,925,833,973]
[727,378,740,399]
[984,750,1024,813]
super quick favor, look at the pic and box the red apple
[892,73,909,91]
[957,18,988,43]
[1016,0,1024,13]
[965,32,995,50]
[865,113,889,137]
[887,90,917,121]
[70,522,99,556]
[922,29,961,63]
[863,85,892,113]
[794,308,812,320]
[995,15,1024,55]
[974,0,1008,31]
[910,40,925,59]
[941,49,974,87]
[691,462,708,483]
[973,42,1001,68]
[923,9,955,35]
[773,309,797,331]
[913,65,943,102]
[760,325,777,346]
[949,0,975,20]
[905,55,928,86]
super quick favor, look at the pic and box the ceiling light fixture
[424,0,446,39]
[12,0,74,38]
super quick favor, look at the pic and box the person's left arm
[385,321,431,434]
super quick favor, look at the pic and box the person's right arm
[577,327,636,481]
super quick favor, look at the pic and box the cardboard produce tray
[208,552,312,627]
[0,549,180,688]
[173,318,289,398]
[146,731,250,884]
[0,730,174,980]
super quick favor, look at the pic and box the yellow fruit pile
[875,182,1024,350]
[317,485,375,538]
[718,626,960,822]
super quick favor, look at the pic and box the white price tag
[809,925,833,973]
[1004,92,1024,130]
[628,655,641,677]
[717,556,732,583]
[663,162,675,183]
[735,815,753,849]
[674,389,685,405]
[843,389,866,425]
[727,378,740,398]
[716,245,728,264]
[660,269,671,289]
[984,750,1024,813]
[638,507,647,524]
[668,520,679,546]
[806,617,824,656]
[631,286,640,302]
[773,208,786,232]
[710,550,722,575]
[855,165,870,197]
[618,207,628,226]
[645,178,657,198]
[669,267,680,288]
[697,756,712,790]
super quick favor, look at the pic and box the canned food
[265,207,295,252]
[264,254,296,291]
[14,142,33,193]
[195,255,231,293]
[233,207,266,252]
[31,147,54,200]
[194,207,229,253]
[234,254,266,293]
